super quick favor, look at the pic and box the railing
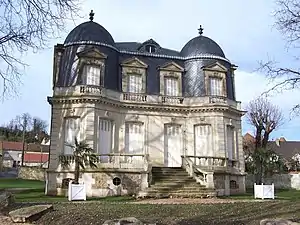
[79,85,103,95]
[184,155,239,172]
[123,93,147,102]
[160,96,184,104]
[53,85,242,109]
[59,154,150,170]
[181,156,209,187]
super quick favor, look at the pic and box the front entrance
[164,124,182,167]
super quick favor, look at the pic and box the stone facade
[246,173,300,190]
[18,166,46,181]
[45,18,246,197]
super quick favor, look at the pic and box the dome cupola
[64,10,115,46]
[180,25,225,58]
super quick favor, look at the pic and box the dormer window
[82,64,103,86]
[145,45,156,53]
[139,39,160,53]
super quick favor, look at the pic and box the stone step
[152,167,183,171]
[149,187,209,192]
[152,172,189,176]
[143,191,216,198]
[151,181,204,187]
[152,177,196,182]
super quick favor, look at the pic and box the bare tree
[0,0,81,99]
[260,0,300,114]
[246,97,284,149]
[245,97,285,183]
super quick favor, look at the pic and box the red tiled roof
[0,141,23,151]
[23,152,48,163]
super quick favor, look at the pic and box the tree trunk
[74,157,80,184]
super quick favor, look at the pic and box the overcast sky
[0,0,300,140]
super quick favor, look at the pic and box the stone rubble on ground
[0,191,15,215]
[102,217,156,225]
[260,219,300,225]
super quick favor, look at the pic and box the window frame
[63,117,81,155]
[81,63,104,86]
[163,76,179,96]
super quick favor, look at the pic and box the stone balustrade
[184,155,239,171]
[53,85,242,109]
[59,154,149,170]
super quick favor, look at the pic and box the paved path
[130,198,269,204]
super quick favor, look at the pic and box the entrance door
[164,124,182,167]
[98,119,113,162]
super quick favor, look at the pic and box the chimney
[279,136,286,142]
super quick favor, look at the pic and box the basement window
[113,177,121,186]
[230,180,238,189]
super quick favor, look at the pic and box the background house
[243,133,300,167]
[0,141,50,168]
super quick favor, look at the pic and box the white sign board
[254,183,275,199]
[68,182,86,201]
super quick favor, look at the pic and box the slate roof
[115,42,181,57]
[64,21,115,46]
[181,35,225,58]
[243,133,300,159]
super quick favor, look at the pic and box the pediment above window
[121,57,148,69]
[202,62,228,73]
[159,61,184,72]
[76,48,107,59]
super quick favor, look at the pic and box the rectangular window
[194,124,212,157]
[127,74,142,93]
[64,118,80,155]
[210,77,222,96]
[124,122,144,155]
[227,126,235,160]
[164,77,178,96]
[98,119,113,162]
[83,65,102,86]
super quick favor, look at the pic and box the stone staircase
[139,167,216,198]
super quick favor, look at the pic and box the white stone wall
[246,174,300,190]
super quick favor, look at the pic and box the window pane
[210,78,222,96]
[64,118,80,155]
[127,74,142,93]
[83,65,101,85]
[164,77,178,96]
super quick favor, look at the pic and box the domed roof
[64,21,115,46]
[181,27,225,58]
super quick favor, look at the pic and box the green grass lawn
[2,178,300,224]
[0,178,133,203]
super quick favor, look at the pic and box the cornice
[47,96,244,115]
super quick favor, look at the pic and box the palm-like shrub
[60,138,97,184]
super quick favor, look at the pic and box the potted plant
[60,138,97,201]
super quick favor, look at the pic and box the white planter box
[254,183,275,199]
[68,182,86,201]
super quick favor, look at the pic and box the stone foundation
[46,170,149,197]
[214,174,245,196]
[246,173,300,190]
[18,166,46,181]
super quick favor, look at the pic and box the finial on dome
[89,10,95,21]
[198,25,204,35]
